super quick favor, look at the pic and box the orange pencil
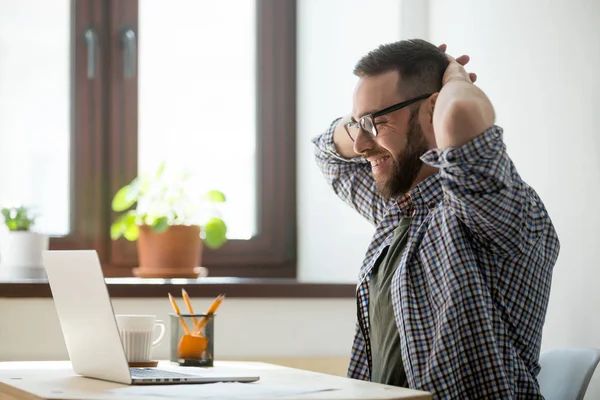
[192,294,225,336]
[168,293,191,335]
[181,289,198,325]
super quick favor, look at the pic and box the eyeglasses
[344,93,432,142]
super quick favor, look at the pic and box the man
[313,39,560,398]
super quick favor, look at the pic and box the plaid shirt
[313,119,560,399]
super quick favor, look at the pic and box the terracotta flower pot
[133,225,206,278]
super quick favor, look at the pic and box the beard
[375,108,429,200]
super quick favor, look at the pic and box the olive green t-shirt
[368,217,411,387]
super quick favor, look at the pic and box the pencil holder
[169,313,215,367]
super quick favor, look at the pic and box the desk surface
[0,361,431,400]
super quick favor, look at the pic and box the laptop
[42,249,260,385]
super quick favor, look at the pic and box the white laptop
[42,249,260,385]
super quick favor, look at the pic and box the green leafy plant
[110,162,228,249]
[1,205,36,232]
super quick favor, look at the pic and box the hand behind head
[438,43,477,83]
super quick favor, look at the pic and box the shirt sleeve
[421,125,530,254]
[312,118,390,227]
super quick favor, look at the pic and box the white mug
[115,314,166,363]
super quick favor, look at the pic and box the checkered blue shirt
[313,118,560,399]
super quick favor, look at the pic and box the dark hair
[353,39,449,97]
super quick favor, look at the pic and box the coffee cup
[115,314,166,363]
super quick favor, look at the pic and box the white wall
[429,0,600,397]
[297,0,404,283]
[0,298,355,362]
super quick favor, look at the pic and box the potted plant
[110,162,228,278]
[0,205,49,279]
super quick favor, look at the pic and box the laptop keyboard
[130,367,196,378]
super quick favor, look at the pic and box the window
[0,0,297,278]
[138,1,257,240]
[0,1,71,237]
[0,0,107,257]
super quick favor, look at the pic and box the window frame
[48,0,297,279]
[48,0,108,261]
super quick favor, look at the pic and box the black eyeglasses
[344,93,432,142]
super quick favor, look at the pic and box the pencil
[181,289,198,325]
[168,293,191,335]
[192,294,225,336]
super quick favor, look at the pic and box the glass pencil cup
[169,313,215,367]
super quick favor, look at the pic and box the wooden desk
[0,361,431,400]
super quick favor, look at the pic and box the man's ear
[427,93,439,125]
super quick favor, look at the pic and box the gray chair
[537,347,600,400]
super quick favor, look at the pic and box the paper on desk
[108,382,338,399]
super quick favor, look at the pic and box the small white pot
[0,232,49,278]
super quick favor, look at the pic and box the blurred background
[0,0,598,397]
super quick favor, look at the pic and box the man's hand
[433,44,495,149]
[442,55,475,86]
[333,114,360,159]
[438,43,477,84]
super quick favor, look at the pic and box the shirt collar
[395,173,443,217]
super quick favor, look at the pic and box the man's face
[351,71,433,199]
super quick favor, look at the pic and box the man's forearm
[333,115,361,159]
[433,77,495,149]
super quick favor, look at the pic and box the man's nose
[353,130,374,155]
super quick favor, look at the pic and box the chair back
[538,347,600,400]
